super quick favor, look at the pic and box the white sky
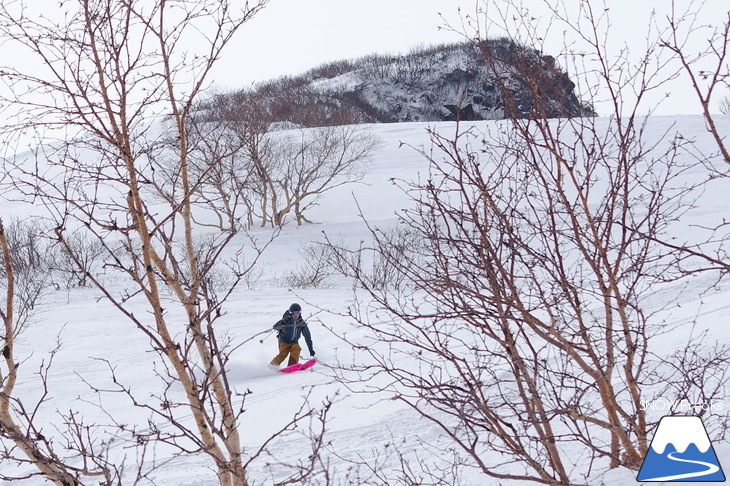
[0,1,726,121]
[210,0,477,89]
[209,0,730,117]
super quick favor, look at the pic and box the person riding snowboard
[269,303,315,368]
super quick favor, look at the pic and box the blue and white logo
[637,415,726,482]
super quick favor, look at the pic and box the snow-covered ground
[2,117,730,485]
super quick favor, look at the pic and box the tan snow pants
[270,342,301,367]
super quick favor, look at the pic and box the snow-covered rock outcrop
[209,40,594,128]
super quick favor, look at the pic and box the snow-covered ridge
[204,41,594,129]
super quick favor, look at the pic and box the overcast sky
[210,0,476,88]
[209,0,730,117]
[0,1,726,120]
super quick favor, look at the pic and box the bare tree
[164,96,267,233]
[268,126,380,226]
[50,230,104,289]
[0,1,326,485]
[185,111,381,229]
[0,218,54,335]
[660,3,730,162]
[281,242,340,289]
[1,218,96,485]
[323,2,730,484]
[185,98,280,230]
[720,94,730,114]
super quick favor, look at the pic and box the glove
[308,348,315,357]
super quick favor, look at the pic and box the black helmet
[289,303,302,314]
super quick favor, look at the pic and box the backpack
[276,311,293,341]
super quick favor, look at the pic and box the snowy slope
[2,117,730,485]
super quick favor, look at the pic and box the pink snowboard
[277,358,317,374]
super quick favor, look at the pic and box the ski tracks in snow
[243,367,331,405]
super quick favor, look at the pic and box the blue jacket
[273,311,314,350]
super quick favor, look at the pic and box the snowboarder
[269,303,315,368]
